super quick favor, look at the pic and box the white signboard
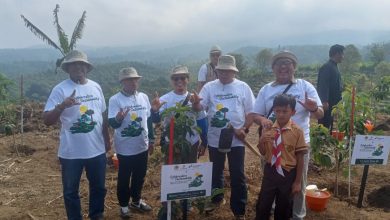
[351,135,390,165]
[161,162,212,202]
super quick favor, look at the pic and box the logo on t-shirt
[211,103,230,128]
[70,105,97,134]
[121,112,144,137]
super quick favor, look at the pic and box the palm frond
[53,4,70,54]
[69,11,86,50]
[21,15,64,55]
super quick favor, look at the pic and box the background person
[317,44,345,130]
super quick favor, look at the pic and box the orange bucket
[306,191,331,212]
[112,155,119,170]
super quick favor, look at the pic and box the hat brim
[171,72,190,76]
[61,59,93,73]
[119,76,142,82]
[216,65,239,73]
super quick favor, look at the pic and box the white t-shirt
[252,79,322,143]
[198,63,208,82]
[160,91,204,145]
[44,79,106,159]
[199,79,255,148]
[108,92,151,156]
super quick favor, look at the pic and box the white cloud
[1,0,390,48]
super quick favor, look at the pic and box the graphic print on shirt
[121,112,144,137]
[211,103,230,128]
[70,105,97,134]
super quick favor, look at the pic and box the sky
[2,0,390,49]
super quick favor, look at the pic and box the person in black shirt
[317,44,345,129]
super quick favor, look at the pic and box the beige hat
[119,67,142,82]
[271,50,298,67]
[61,50,93,73]
[216,55,239,72]
[171,65,190,76]
[210,45,222,54]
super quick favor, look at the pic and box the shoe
[120,207,131,219]
[235,215,246,220]
[130,199,152,212]
[204,198,226,212]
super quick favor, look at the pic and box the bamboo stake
[243,140,262,158]
[348,86,356,198]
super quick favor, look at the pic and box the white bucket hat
[216,55,239,72]
[119,67,142,82]
[210,45,222,54]
[171,65,190,76]
[61,50,93,73]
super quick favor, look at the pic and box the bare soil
[1,106,389,220]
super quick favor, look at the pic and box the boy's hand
[291,181,301,196]
[259,128,274,144]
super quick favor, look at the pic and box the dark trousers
[59,153,107,220]
[318,108,333,130]
[256,163,296,220]
[117,150,148,207]
[209,146,247,216]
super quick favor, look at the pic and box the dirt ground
[1,108,390,220]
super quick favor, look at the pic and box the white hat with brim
[60,50,93,73]
[171,65,190,76]
[216,55,239,72]
[210,45,222,54]
[119,67,142,82]
[271,50,298,67]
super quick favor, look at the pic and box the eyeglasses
[274,59,293,67]
[171,76,187,81]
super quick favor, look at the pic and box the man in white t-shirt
[108,67,154,218]
[193,55,255,220]
[43,50,110,220]
[250,51,324,220]
[197,45,222,92]
[151,65,207,163]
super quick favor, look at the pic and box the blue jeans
[209,146,247,216]
[59,153,107,220]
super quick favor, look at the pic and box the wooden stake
[243,140,262,158]
[348,86,356,197]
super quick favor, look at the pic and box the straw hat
[171,65,190,76]
[271,50,298,67]
[216,55,239,72]
[119,67,142,82]
[210,45,222,54]
[61,50,93,73]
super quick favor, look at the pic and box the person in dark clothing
[317,44,345,129]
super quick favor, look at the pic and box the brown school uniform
[256,119,308,220]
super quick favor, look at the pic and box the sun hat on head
[210,45,222,54]
[171,65,190,76]
[271,50,298,67]
[118,67,142,82]
[61,50,93,73]
[216,55,239,72]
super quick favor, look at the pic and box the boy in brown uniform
[256,94,308,220]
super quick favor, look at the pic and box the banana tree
[21,4,86,72]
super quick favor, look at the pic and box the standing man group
[44,45,343,219]
[317,44,345,130]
